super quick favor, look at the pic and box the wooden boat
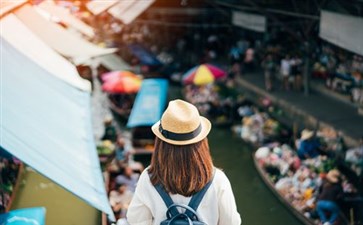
[252,152,316,225]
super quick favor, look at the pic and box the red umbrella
[102,71,142,94]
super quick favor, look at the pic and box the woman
[126,99,241,225]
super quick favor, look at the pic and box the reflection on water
[209,127,303,225]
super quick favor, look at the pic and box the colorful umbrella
[182,64,226,85]
[101,71,136,82]
[102,71,142,94]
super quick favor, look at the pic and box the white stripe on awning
[0,14,91,91]
[86,0,118,15]
[14,4,116,65]
[320,10,363,56]
[0,0,26,17]
[37,0,95,38]
[108,0,155,24]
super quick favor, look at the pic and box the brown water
[10,167,101,225]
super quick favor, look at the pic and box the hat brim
[326,175,338,183]
[151,116,211,145]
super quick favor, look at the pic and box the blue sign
[0,207,46,225]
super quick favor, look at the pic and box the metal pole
[303,42,310,96]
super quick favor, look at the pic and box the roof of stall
[0,37,115,221]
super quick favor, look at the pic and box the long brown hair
[149,137,214,196]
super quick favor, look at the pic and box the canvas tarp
[15,4,116,65]
[127,79,169,128]
[37,0,95,38]
[86,0,118,15]
[0,37,115,221]
[320,10,363,56]
[0,0,26,17]
[108,0,155,24]
[0,14,90,91]
[97,53,132,71]
[232,10,266,32]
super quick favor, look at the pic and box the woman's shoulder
[213,168,232,186]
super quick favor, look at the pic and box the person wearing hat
[316,169,344,225]
[297,129,321,160]
[126,99,241,225]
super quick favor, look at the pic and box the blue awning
[127,79,169,128]
[0,38,115,221]
[127,44,163,66]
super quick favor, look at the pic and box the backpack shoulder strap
[186,168,216,218]
[152,178,180,217]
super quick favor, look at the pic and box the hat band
[159,123,202,141]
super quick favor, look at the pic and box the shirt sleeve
[126,171,153,225]
[217,171,242,225]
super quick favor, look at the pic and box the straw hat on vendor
[326,169,341,183]
[301,129,314,140]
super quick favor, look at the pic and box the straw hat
[301,129,314,140]
[326,169,340,183]
[104,115,113,125]
[151,99,211,145]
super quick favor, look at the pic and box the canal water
[208,127,303,225]
[10,167,101,225]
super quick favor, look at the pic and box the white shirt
[126,168,241,225]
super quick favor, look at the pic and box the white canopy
[320,10,363,56]
[97,53,132,71]
[0,14,90,91]
[37,0,95,38]
[86,0,118,15]
[108,0,155,24]
[14,4,116,65]
[232,11,266,32]
[0,0,26,17]
[1,35,115,222]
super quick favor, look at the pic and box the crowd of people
[96,117,144,223]
[313,45,363,104]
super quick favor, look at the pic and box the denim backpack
[153,174,215,225]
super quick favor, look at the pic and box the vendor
[297,129,321,160]
[316,169,344,225]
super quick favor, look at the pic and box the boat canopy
[127,79,169,128]
[0,38,115,221]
